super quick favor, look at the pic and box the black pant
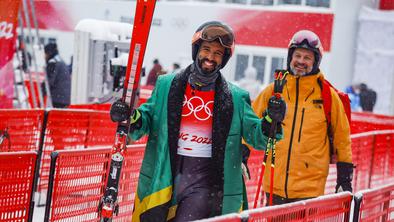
[52,102,68,108]
[172,156,221,222]
[265,193,312,206]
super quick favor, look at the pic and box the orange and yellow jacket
[250,72,352,199]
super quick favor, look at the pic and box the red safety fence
[44,145,145,222]
[0,109,45,152]
[352,130,394,192]
[351,112,394,134]
[249,192,351,222]
[44,148,112,222]
[199,192,352,222]
[36,109,148,199]
[0,151,37,222]
[353,183,394,222]
[67,86,154,111]
[68,103,111,111]
[37,109,116,197]
[245,150,265,207]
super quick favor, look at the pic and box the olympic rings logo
[182,95,213,121]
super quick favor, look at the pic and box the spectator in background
[359,83,377,112]
[44,43,71,108]
[235,66,263,100]
[146,58,165,86]
[345,84,361,111]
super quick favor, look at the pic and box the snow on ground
[32,193,46,222]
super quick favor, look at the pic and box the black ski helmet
[287,30,324,75]
[191,21,235,68]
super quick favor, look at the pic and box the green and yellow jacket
[130,65,275,221]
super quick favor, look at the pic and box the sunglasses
[200,25,234,49]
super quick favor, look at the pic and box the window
[278,0,301,5]
[234,50,286,85]
[252,56,266,83]
[235,54,249,81]
[251,0,274,5]
[226,0,247,4]
[306,0,330,8]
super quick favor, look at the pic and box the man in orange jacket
[244,30,353,205]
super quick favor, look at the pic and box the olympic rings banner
[0,0,20,108]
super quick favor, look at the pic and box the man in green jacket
[110,21,286,222]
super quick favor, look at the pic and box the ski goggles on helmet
[289,30,323,51]
[198,24,234,49]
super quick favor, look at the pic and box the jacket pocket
[298,108,305,142]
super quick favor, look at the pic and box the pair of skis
[98,0,157,221]
[254,70,287,208]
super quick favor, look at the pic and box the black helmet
[287,30,323,75]
[191,21,235,68]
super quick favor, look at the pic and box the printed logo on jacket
[178,83,215,157]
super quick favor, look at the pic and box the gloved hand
[335,162,354,193]
[261,114,282,137]
[261,96,286,137]
[110,100,132,122]
[110,100,142,131]
[267,96,286,123]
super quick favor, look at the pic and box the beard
[199,58,218,74]
[290,63,311,76]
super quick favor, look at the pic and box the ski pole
[253,70,287,208]
[253,144,270,208]
[268,70,287,206]
[268,121,277,206]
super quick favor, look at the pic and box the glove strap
[130,110,141,124]
[264,112,273,123]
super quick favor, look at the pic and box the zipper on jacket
[284,78,299,199]
[298,108,305,142]
[286,84,291,101]
[305,88,314,102]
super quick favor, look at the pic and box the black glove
[261,95,286,137]
[261,114,282,137]
[110,100,142,131]
[267,96,286,123]
[110,100,131,122]
[335,162,354,193]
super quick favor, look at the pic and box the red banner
[0,0,20,108]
